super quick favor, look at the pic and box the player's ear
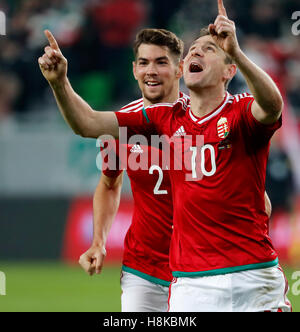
[132,61,138,80]
[176,60,184,79]
[224,63,237,82]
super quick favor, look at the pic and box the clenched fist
[38,30,68,84]
[79,245,107,276]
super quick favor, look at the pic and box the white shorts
[168,265,292,312]
[120,271,169,312]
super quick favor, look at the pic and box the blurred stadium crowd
[0,0,299,117]
[0,0,183,115]
[0,0,300,263]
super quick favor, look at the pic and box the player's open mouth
[189,62,203,73]
[145,81,161,86]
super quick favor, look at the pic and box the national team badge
[217,117,230,139]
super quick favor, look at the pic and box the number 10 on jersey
[189,144,216,181]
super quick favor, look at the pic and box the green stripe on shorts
[172,258,279,278]
[122,265,170,287]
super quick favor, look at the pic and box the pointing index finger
[44,30,60,51]
[218,0,228,17]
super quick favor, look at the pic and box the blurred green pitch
[0,262,299,312]
[0,262,122,312]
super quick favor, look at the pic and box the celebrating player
[115,1,291,311]
[78,29,187,312]
[39,28,187,311]
[38,0,284,311]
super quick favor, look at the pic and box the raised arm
[209,0,283,124]
[38,30,119,138]
[79,172,123,275]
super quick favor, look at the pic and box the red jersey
[116,92,282,277]
[102,94,189,285]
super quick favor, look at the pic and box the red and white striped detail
[119,98,144,113]
[234,92,252,103]
[122,92,190,114]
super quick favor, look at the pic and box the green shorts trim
[122,265,171,287]
[172,258,279,278]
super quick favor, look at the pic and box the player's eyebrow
[206,41,225,54]
[204,41,219,50]
[188,42,197,51]
[137,57,148,62]
[188,40,220,52]
[156,56,169,62]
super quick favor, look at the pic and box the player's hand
[209,0,240,58]
[38,30,68,84]
[78,245,107,276]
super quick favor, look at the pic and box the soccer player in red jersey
[79,29,187,312]
[38,0,282,310]
[39,28,188,311]
[115,2,291,311]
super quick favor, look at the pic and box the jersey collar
[188,92,232,125]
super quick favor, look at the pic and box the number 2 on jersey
[149,165,168,195]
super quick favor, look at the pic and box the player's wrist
[229,47,244,64]
[49,75,68,90]
[91,241,107,253]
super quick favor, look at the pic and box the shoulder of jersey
[229,92,254,105]
[118,98,144,113]
[144,92,190,112]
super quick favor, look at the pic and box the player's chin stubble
[144,92,165,104]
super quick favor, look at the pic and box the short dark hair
[198,27,234,89]
[133,28,184,64]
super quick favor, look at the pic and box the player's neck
[190,86,226,119]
